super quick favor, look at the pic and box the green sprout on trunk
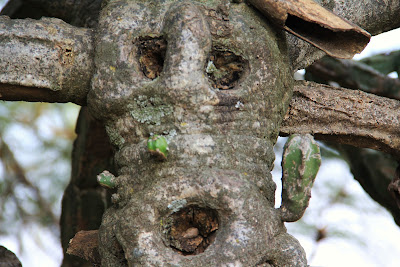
[97,170,117,189]
[147,135,169,160]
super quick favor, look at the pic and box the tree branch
[337,145,400,227]
[305,56,400,100]
[0,16,94,105]
[288,0,400,70]
[280,81,400,158]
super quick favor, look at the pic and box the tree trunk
[2,0,400,266]
[90,1,306,265]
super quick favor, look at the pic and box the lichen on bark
[86,0,308,266]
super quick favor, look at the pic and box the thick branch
[288,0,400,70]
[0,16,94,105]
[280,81,400,158]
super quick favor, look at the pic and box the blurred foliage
[0,101,79,249]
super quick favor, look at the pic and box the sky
[0,1,400,267]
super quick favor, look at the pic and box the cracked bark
[281,81,400,159]
[1,0,400,265]
[304,53,400,227]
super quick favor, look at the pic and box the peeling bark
[281,81,400,158]
[67,230,101,266]
[248,0,370,59]
[288,0,400,70]
[0,16,94,105]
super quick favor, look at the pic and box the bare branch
[305,56,400,100]
[0,16,94,105]
[280,81,400,158]
[0,137,58,226]
[288,0,400,70]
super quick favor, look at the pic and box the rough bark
[288,0,400,70]
[304,52,400,226]
[0,246,22,267]
[281,81,400,158]
[0,16,94,105]
[66,230,102,267]
[1,0,400,266]
[88,1,307,266]
[1,2,106,266]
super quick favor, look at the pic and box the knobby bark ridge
[1,0,400,266]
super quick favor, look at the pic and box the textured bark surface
[248,0,370,59]
[1,0,399,266]
[87,0,309,266]
[281,81,400,158]
[0,246,22,267]
[67,230,101,266]
[305,53,400,227]
[0,16,94,105]
[288,0,400,70]
[0,3,106,266]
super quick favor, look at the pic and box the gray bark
[337,145,400,226]
[303,53,400,227]
[91,1,304,265]
[0,16,94,105]
[1,0,400,266]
